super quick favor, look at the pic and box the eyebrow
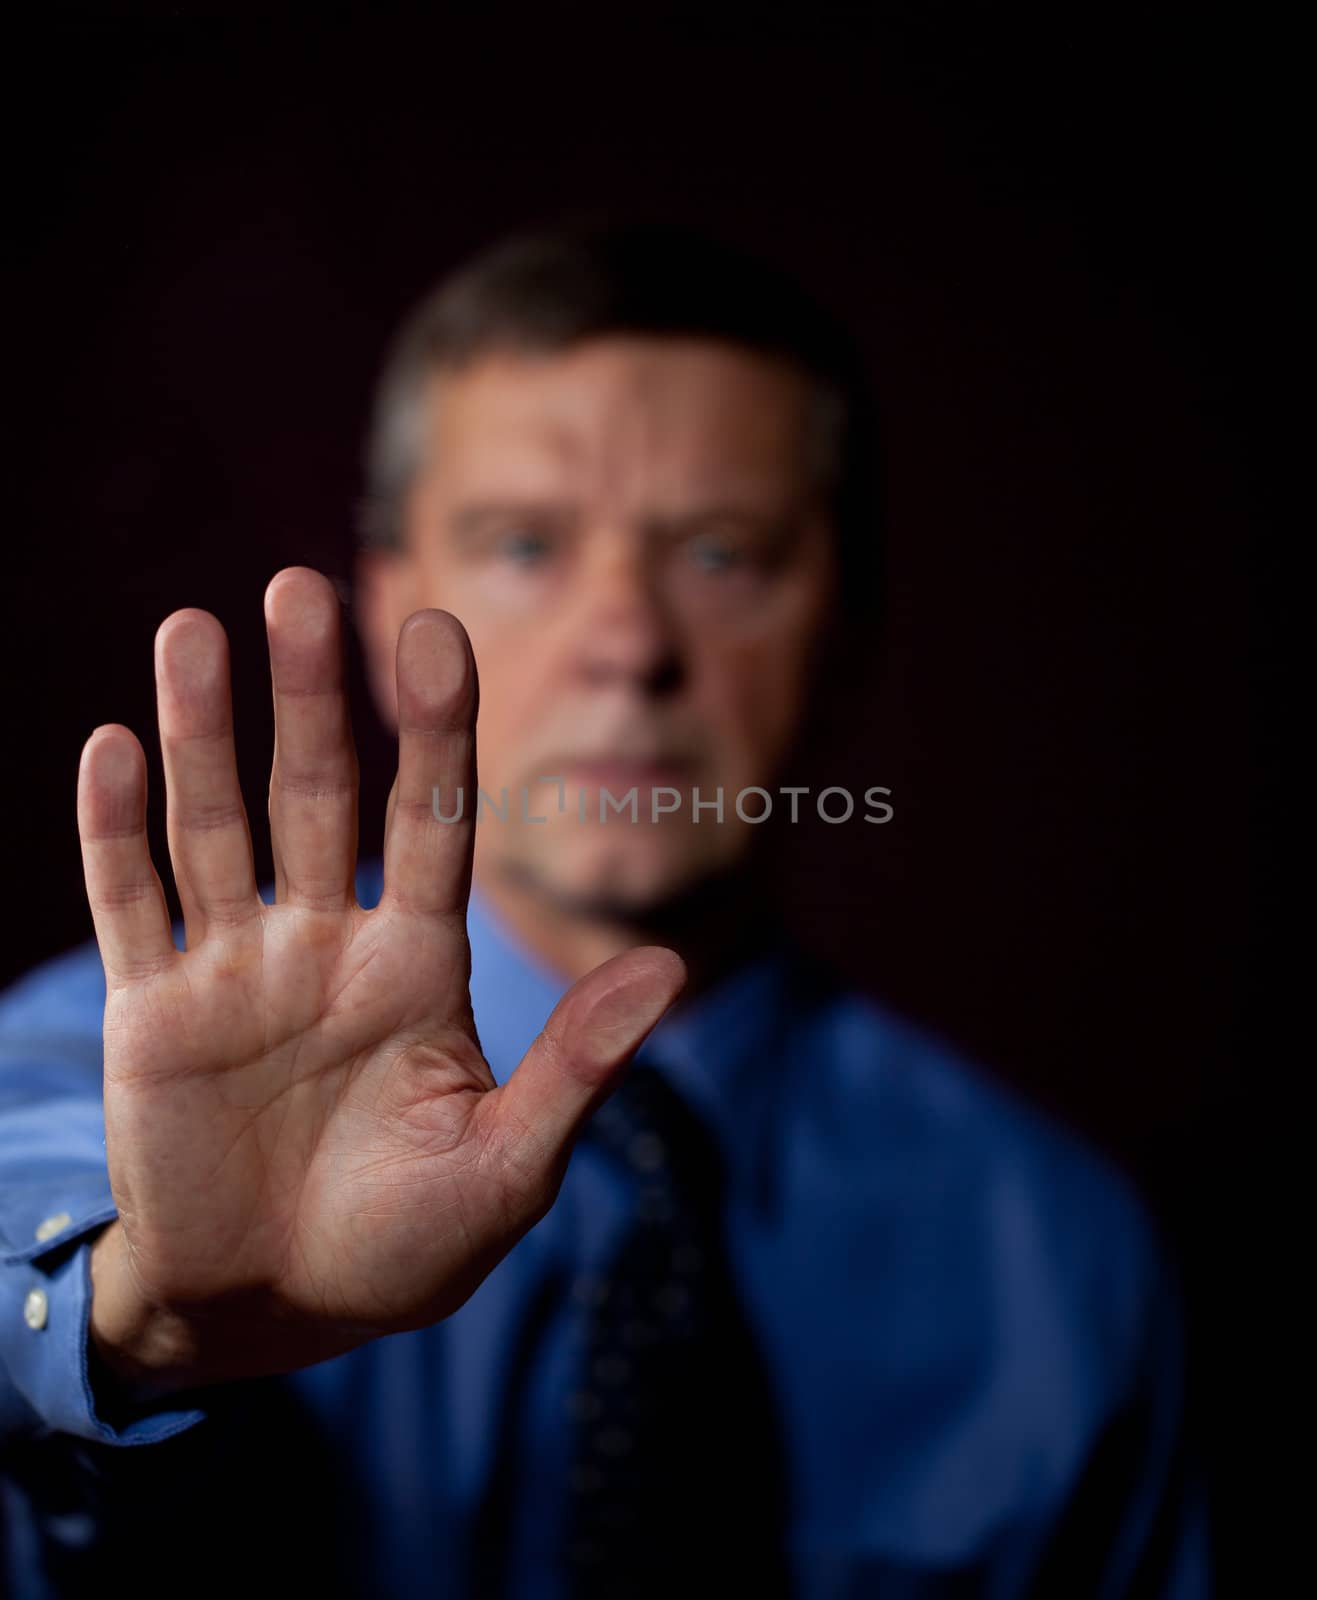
[643,504,800,532]
[446,503,577,547]
[450,502,574,529]
[445,498,808,545]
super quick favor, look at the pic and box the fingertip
[264,566,338,629]
[82,720,137,752]
[395,609,477,726]
[397,607,472,656]
[557,945,688,1078]
[606,943,688,994]
[78,725,147,829]
[154,608,229,691]
[265,567,345,693]
[79,723,144,780]
[155,605,224,649]
[628,944,688,994]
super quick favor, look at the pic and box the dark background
[3,5,1289,1588]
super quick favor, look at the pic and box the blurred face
[361,335,838,915]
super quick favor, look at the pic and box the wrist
[88,1221,214,1404]
[87,1219,378,1400]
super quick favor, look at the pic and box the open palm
[78,567,684,1392]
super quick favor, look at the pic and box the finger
[155,609,260,942]
[482,947,688,1193]
[380,609,478,917]
[265,568,359,909]
[77,726,177,983]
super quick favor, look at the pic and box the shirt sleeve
[0,940,208,1448]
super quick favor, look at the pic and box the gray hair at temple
[357,220,884,616]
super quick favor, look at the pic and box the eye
[686,533,746,574]
[495,528,554,566]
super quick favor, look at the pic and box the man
[0,225,1208,1597]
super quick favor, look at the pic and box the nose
[569,537,684,696]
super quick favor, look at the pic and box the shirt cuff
[1,1222,208,1447]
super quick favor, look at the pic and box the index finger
[379,608,478,918]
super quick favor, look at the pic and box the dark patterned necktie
[559,1061,794,1598]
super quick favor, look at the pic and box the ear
[353,548,423,733]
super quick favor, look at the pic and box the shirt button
[24,1288,49,1331]
[35,1212,73,1243]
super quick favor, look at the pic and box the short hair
[358,220,883,613]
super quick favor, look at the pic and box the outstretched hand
[78,567,685,1399]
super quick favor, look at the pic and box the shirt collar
[465,880,809,1138]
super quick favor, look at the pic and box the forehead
[418,336,816,504]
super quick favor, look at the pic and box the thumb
[483,945,687,1191]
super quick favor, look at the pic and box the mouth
[553,757,697,792]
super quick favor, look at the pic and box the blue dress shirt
[0,860,1209,1597]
